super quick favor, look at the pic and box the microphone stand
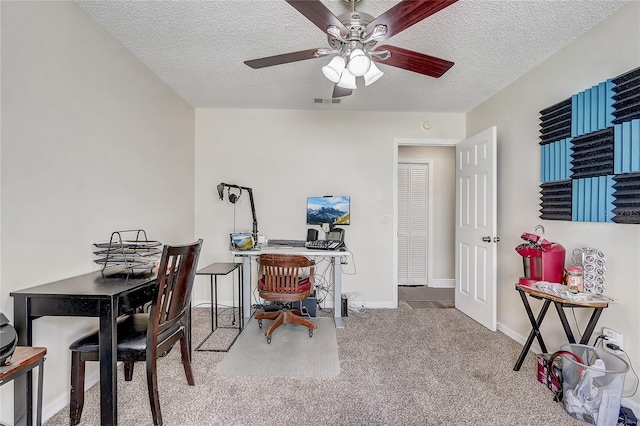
[217,183,258,243]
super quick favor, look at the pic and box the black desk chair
[69,239,202,426]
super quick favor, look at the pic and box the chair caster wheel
[258,320,262,329]
[309,329,313,337]
[267,336,272,344]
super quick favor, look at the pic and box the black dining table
[11,271,157,426]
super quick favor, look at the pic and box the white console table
[231,247,350,328]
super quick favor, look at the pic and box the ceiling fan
[244,0,458,98]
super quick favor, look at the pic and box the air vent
[313,98,341,104]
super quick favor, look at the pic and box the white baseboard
[497,321,543,355]
[430,279,454,288]
[43,370,100,422]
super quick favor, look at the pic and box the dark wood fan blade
[244,48,321,69]
[373,45,454,78]
[366,0,458,41]
[332,85,352,98]
[285,0,348,34]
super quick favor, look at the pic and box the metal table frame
[194,262,243,352]
[232,247,349,328]
[0,347,47,426]
[513,283,610,371]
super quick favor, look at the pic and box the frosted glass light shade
[347,49,371,77]
[322,56,345,83]
[363,62,384,86]
[337,69,357,89]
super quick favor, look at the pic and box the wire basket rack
[93,229,161,277]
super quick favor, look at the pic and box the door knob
[482,236,491,242]
[493,237,501,243]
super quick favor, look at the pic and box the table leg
[238,266,244,329]
[580,307,604,345]
[214,276,219,329]
[332,257,344,329]
[12,295,33,426]
[554,302,576,343]
[514,291,551,371]
[36,358,44,426]
[241,256,252,322]
[210,276,216,331]
[99,299,118,426]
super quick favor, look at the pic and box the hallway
[398,286,455,309]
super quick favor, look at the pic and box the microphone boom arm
[218,182,259,242]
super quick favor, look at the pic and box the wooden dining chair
[68,239,202,426]
[255,253,317,343]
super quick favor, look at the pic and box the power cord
[604,344,639,398]
[341,251,357,275]
[343,291,367,315]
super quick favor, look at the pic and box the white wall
[0,2,195,422]
[194,109,465,308]
[467,2,640,407]
[398,146,455,284]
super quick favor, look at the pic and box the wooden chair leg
[265,311,286,337]
[124,361,135,381]
[146,356,162,426]
[283,310,317,330]
[255,311,280,321]
[69,352,85,426]
[179,336,195,386]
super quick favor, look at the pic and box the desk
[11,272,157,426]
[513,283,611,371]
[194,262,243,352]
[0,347,47,426]
[232,247,350,328]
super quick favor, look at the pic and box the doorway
[395,142,457,307]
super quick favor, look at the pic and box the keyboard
[305,240,344,250]
[267,239,308,247]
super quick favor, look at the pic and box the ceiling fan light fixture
[337,68,357,90]
[363,62,384,86]
[322,56,346,83]
[347,49,371,77]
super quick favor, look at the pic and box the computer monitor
[306,196,350,226]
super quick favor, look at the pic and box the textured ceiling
[76,0,629,113]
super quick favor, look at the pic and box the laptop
[230,233,255,250]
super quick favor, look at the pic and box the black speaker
[307,229,318,242]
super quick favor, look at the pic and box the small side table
[194,262,243,352]
[513,283,610,371]
[0,347,47,426]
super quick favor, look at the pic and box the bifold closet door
[398,163,429,286]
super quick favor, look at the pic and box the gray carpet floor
[44,304,580,425]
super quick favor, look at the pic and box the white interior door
[397,163,429,286]
[455,127,498,331]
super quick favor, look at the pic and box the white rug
[217,317,340,378]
